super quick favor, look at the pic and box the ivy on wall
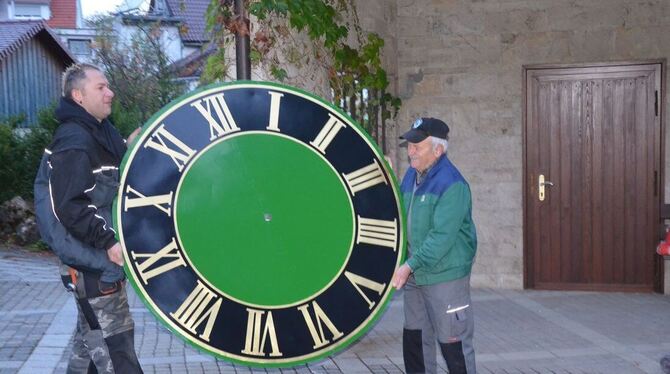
[203,0,400,152]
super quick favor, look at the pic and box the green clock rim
[113,81,407,368]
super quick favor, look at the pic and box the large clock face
[114,82,405,367]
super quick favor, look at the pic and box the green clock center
[175,132,354,307]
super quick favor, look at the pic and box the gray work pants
[403,275,476,374]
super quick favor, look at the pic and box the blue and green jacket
[401,155,477,285]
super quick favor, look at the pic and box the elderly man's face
[73,69,114,122]
[407,137,442,172]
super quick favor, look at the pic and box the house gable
[0,20,75,125]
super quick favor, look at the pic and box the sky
[80,0,148,18]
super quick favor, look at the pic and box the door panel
[525,63,662,292]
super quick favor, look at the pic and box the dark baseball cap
[399,117,450,143]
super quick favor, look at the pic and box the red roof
[47,0,77,29]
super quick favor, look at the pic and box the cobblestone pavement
[1,246,669,373]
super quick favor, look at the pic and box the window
[13,4,43,19]
[68,39,91,57]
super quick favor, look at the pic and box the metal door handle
[538,174,554,201]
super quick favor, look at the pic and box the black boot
[403,328,425,373]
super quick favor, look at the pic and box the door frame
[522,59,666,292]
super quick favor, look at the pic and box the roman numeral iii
[343,159,387,195]
[356,216,397,249]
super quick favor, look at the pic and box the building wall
[391,0,670,288]
[0,0,7,19]
[47,0,77,28]
[355,0,400,166]
[0,36,66,125]
[115,20,184,63]
[54,27,96,63]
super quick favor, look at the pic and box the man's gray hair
[62,63,102,100]
[430,136,448,154]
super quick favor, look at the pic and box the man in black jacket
[34,64,142,373]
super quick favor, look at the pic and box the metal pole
[235,0,251,80]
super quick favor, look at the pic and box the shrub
[0,106,57,203]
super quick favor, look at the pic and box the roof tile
[0,20,76,62]
[165,0,209,43]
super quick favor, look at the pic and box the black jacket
[34,98,126,281]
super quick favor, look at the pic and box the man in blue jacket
[392,117,477,374]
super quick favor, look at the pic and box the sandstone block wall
[388,0,670,288]
[354,0,400,166]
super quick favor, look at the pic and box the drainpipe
[234,0,251,80]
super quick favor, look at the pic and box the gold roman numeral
[344,271,386,309]
[342,159,387,195]
[131,238,186,285]
[191,93,240,140]
[310,114,346,154]
[266,91,284,132]
[356,216,397,250]
[124,185,173,216]
[144,124,195,172]
[242,309,282,357]
[297,301,343,349]
[170,280,222,342]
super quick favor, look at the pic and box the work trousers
[403,275,476,374]
[61,265,143,374]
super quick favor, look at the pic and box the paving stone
[1,247,670,373]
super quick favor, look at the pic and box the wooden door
[524,62,663,292]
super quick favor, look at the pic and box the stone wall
[393,0,670,288]
[354,0,400,168]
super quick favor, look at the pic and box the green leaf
[270,66,288,81]
[250,49,262,62]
